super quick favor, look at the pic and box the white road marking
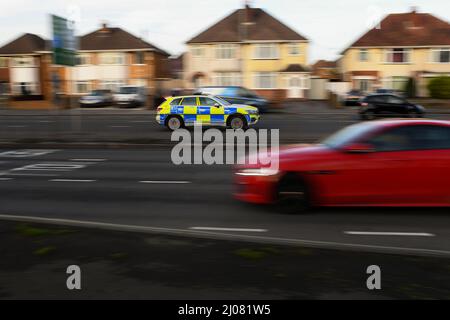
[190,227,267,232]
[70,159,107,162]
[139,180,191,184]
[0,178,13,181]
[12,163,87,172]
[110,126,130,128]
[0,214,448,258]
[2,173,59,177]
[7,125,27,128]
[38,120,54,123]
[0,149,59,158]
[50,179,96,183]
[344,231,435,237]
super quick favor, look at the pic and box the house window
[135,52,145,64]
[11,82,40,95]
[431,48,450,63]
[253,44,279,59]
[98,53,126,65]
[288,43,301,56]
[213,72,241,86]
[191,46,205,57]
[359,49,369,62]
[253,72,277,89]
[76,54,91,65]
[385,48,411,63]
[100,80,125,92]
[74,81,92,94]
[0,57,8,68]
[216,44,237,59]
[11,56,36,67]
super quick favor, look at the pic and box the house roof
[0,26,170,56]
[312,60,337,69]
[80,25,170,56]
[343,10,450,52]
[0,33,48,55]
[187,6,308,44]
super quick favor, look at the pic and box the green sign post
[52,15,77,66]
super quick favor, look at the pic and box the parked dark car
[342,89,364,106]
[194,86,269,113]
[79,89,113,107]
[359,94,426,120]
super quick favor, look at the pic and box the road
[1,147,449,257]
[1,103,450,144]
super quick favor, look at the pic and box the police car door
[198,96,225,125]
[179,96,198,125]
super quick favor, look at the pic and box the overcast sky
[1,0,449,63]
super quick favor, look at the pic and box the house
[167,53,185,95]
[184,4,310,101]
[339,8,450,97]
[0,33,57,101]
[311,60,340,80]
[0,23,171,106]
[73,23,170,97]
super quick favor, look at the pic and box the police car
[156,95,260,130]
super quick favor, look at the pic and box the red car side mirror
[342,143,375,154]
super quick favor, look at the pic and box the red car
[234,119,450,212]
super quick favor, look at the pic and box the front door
[287,76,303,99]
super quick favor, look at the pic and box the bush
[427,76,450,99]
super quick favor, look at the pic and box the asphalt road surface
[1,147,449,257]
[1,104,449,144]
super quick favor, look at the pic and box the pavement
[1,220,449,299]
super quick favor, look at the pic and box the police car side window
[199,97,217,106]
[170,98,181,106]
[181,97,197,106]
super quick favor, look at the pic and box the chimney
[410,6,418,14]
[99,21,110,34]
[244,0,252,24]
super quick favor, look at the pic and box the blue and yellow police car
[156,95,260,130]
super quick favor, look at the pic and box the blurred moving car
[375,88,395,94]
[79,89,113,107]
[114,86,146,107]
[156,95,259,130]
[342,89,364,106]
[234,120,450,212]
[359,94,426,120]
[194,86,269,113]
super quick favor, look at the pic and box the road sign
[52,15,77,66]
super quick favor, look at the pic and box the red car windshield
[321,122,377,149]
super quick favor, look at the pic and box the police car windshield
[213,96,231,106]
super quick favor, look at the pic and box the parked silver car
[114,86,147,107]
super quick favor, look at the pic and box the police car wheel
[228,115,248,130]
[166,116,183,130]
